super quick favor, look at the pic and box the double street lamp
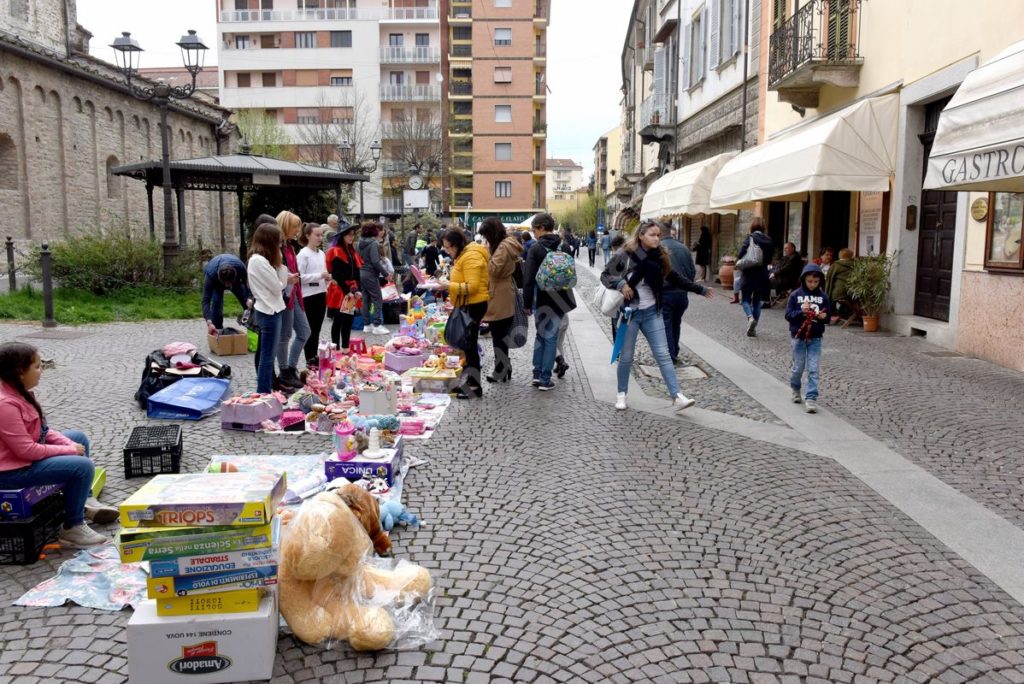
[338,139,382,222]
[110,29,208,270]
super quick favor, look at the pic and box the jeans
[602,248,611,263]
[0,430,94,527]
[277,305,310,371]
[532,307,563,384]
[360,273,384,326]
[208,288,225,329]
[790,337,822,400]
[302,292,327,367]
[660,289,690,362]
[587,247,597,267]
[255,309,282,393]
[741,289,762,321]
[616,306,679,397]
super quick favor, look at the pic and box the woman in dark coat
[736,218,774,338]
[694,225,712,281]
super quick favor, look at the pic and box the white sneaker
[791,390,802,404]
[805,399,818,414]
[373,325,391,335]
[673,394,696,410]
[85,497,120,524]
[614,392,627,410]
[59,523,108,548]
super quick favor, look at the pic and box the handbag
[593,285,624,317]
[443,290,474,351]
[734,240,763,271]
[509,291,529,349]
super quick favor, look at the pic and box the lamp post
[110,30,208,270]
[338,139,382,222]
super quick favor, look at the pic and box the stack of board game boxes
[119,472,286,684]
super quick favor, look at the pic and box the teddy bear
[335,483,391,556]
[279,490,432,650]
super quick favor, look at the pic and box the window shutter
[731,0,742,57]
[681,24,691,89]
[709,0,721,69]
[653,47,666,101]
[698,7,708,81]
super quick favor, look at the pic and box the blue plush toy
[379,499,419,531]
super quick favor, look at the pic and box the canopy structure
[517,213,542,228]
[640,151,738,220]
[924,39,1024,192]
[710,94,899,209]
[113,153,368,258]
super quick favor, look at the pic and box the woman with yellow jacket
[479,217,522,384]
[439,228,490,398]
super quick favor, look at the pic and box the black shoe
[279,367,305,390]
[554,357,569,379]
[537,381,555,391]
[486,369,511,383]
[531,378,541,387]
[454,384,482,399]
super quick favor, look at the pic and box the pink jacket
[0,382,77,472]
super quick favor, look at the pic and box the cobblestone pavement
[2,306,1024,683]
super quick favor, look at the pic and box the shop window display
[986,192,1024,270]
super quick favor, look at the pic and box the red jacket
[326,245,363,310]
[0,382,77,472]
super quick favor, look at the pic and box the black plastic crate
[0,492,65,565]
[123,425,183,478]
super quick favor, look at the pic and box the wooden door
[914,140,957,320]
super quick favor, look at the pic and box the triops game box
[119,472,286,528]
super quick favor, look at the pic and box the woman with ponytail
[0,342,117,547]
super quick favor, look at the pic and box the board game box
[119,473,286,528]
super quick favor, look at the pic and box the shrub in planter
[846,252,896,324]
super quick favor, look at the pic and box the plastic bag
[147,377,231,420]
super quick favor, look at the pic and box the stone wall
[676,78,759,167]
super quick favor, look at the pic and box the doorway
[820,191,851,256]
[914,97,956,321]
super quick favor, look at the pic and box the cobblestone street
[2,271,1024,683]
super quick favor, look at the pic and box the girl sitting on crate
[0,342,117,548]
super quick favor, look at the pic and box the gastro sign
[938,145,1024,185]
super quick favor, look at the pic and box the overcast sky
[76,0,629,180]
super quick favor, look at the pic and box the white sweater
[297,246,327,298]
[247,254,288,315]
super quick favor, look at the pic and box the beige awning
[924,39,1024,192]
[710,94,899,209]
[640,151,738,220]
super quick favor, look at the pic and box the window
[453,101,472,115]
[234,35,250,49]
[295,70,317,86]
[415,33,430,47]
[296,108,320,124]
[494,28,512,46]
[0,134,18,190]
[681,7,707,90]
[330,30,352,48]
[495,105,512,123]
[262,72,276,87]
[331,76,353,86]
[389,33,404,47]
[495,181,512,198]
[453,26,472,41]
[985,193,1024,271]
[295,32,316,49]
[236,73,251,88]
[331,107,354,124]
[709,0,741,69]
[234,0,247,9]
[494,66,512,83]
[415,71,430,85]
[260,34,276,48]
[390,72,405,85]
[495,0,511,6]
[495,143,512,161]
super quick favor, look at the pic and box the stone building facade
[0,0,238,255]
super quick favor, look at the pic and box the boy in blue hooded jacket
[784,263,831,413]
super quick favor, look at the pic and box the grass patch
[0,285,244,325]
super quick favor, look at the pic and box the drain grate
[18,329,92,340]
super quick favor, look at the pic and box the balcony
[534,82,546,98]
[767,0,863,108]
[450,81,473,97]
[381,3,439,22]
[452,153,473,170]
[380,123,442,140]
[450,44,472,59]
[532,121,547,136]
[379,46,441,64]
[379,84,442,102]
[450,4,472,21]
[219,8,363,22]
[381,161,413,177]
[382,197,442,214]
[534,3,547,24]
[534,45,546,61]
[638,92,674,144]
[641,44,655,71]
[448,119,472,135]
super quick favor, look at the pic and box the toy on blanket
[278,491,433,649]
[378,471,419,532]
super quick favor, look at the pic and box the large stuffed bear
[279,491,432,650]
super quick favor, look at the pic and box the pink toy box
[221,394,283,432]
[384,350,426,373]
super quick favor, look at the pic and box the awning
[924,39,1024,192]
[710,94,899,209]
[640,151,738,219]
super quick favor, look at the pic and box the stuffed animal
[279,491,432,650]
[380,499,419,532]
[335,484,391,555]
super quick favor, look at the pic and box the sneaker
[372,325,391,335]
[673,394,696,410]
[805,399,818,414]
[791,389,802,404]
[746,318,757,337]
[554,356,569,379]
[84,497,119,524]
[537,381,555,391]
[59,523,108,548]
[614,392,627,410]
[531,375,541,387]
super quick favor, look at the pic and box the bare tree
[382,110,448,211]
[235,109,289,159]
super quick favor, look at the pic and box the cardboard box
[359,386,397,415]
[119,472,286,528]
[118,522,274,564]
[149,547,278,578]
[128,595,277,684]
[155,588,264,617]
[147,564,278,598]
[207,332,248,356]
[0,484,63,521]
[324,447,401,486]
[220,394,283,429]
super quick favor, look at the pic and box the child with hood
[784,263,831,414]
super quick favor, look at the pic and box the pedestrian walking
[586,230,598,267]
[200,253,251,335]
[601,220,712,411]
[358,222,392,335]
[660,225,697,364]
[601,231,612,263]
[784,264,831,414]
[522,213,576,391]
[0,342,119,548]
[438,229,490,399]
[479,217,522,384]
[297,222,330,368]
[247,222,291,393]
[325,222,362,352]
[735,217,773,337]
[694,225,712,282]
[275,211,311,390]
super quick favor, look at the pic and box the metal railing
[380,123,442,139]
[535,82,546,96]
[452,153,473,169]
[451,44,472,58]
[451,81,473,96]
[449,119,472,134]
[382,4,439,21]
[379,84,442,101]
[450,4,472,18]
[382,197,403,213]
[220,8,366,22]
[768,0,862,87]
[533,121,546,134]
[640,92,669,128]
[379,46,441,63]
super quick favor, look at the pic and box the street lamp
[111,29,208,270]
[337,139,382,222]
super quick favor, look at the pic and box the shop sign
[466,212,533,229]
[858,191,884,256]
[970,197,989,222]
[938,145,1024,185]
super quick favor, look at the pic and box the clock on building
[409,175,424,190]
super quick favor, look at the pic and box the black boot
[554,356,569,379]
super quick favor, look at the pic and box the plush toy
[279,491,432,650]
[335,484,391,555]
[380,499,419,532]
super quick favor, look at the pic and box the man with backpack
[522,213,577,390]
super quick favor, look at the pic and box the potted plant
[845,251,896,332]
